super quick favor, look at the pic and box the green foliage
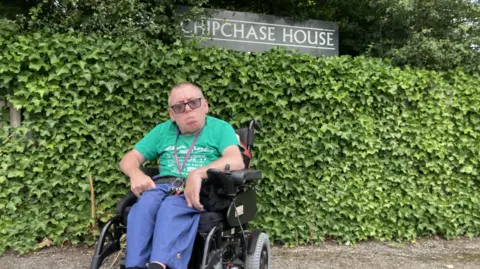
[382,30,480,74]
[367,0,480,74]
[1,30,480,254]
[0,0,39,20]
[3,0,479,72]
[208,0,480,73]
[9,0,209,42]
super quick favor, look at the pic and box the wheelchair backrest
[234,119,260,169]
[234,119,259,152]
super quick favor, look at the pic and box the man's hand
[130,171,156,197]
[184,172,204,211]
[120,149,154,197]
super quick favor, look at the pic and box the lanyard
[174,128,203,178]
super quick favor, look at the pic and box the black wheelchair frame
[90,119,270,269]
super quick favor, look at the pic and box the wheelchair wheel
[245,232,270,269]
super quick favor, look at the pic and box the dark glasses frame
[170,97,203,114]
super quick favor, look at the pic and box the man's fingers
[142,181,155,193]
[132,183,149,197]
[185,193,193,207]
[194,201,204,211]
[192,192,203,210]
[132,188,140,197]
[130,177,155,197]
[196,203,204,211]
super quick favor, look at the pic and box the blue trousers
[125,184,202,269]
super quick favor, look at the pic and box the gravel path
[1,237,480,269]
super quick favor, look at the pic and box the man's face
[168,85,209,135]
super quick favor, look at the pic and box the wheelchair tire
[245,232,270,269]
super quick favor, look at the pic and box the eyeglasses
[170,98,202,114]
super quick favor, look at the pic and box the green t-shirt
[134,116,240,178]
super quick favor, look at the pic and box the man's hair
[168,82,204,105]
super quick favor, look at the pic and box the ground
[1,237,480,269]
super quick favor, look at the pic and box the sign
[180,8,339,56]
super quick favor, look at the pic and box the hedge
[1,30,480,253]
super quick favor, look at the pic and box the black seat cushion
[198,211,226,233]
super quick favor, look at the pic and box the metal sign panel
[180,8,339,56]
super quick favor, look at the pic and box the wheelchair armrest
[115,190,137,218]
[231,169,262,185]
[206,168,236,196]
[206,168,263,197]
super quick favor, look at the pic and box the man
[119,82,245,269]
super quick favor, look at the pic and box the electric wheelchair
[90,119,270,269]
